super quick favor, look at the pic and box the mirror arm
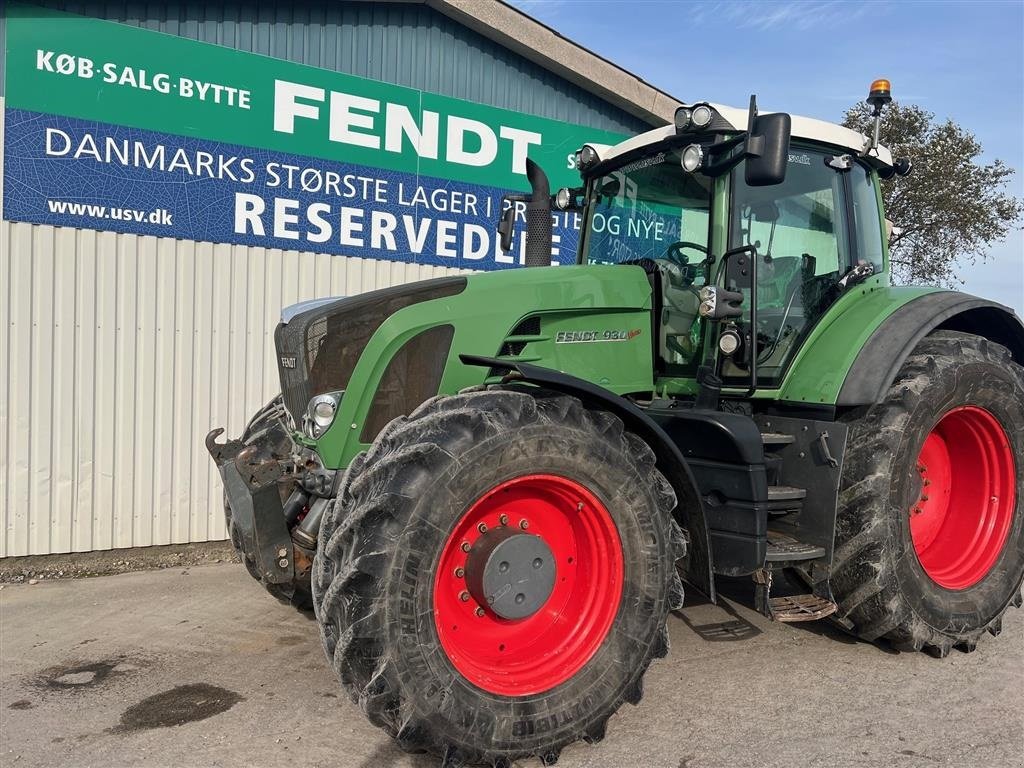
[702,129,775,178]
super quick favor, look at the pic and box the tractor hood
[281,296,344,325]
[274,277,468,425]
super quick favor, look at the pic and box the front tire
[833,331,1024,655]
[312,387,685,766]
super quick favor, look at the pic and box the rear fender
[837,292,1024,405]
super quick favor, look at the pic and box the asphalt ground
[2,563,1021,768]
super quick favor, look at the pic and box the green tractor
[208,80,1024,767]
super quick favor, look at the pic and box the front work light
[577,144,601,172]
[554,187,574,210]
[681,144,704,173]
[691,104,713,128]
[718,326,742,356]
[675,103,714,134]
[674,107,692,133]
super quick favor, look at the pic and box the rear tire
[224,395,313,610]
[833,331,1024,655]
[312,387,685,766]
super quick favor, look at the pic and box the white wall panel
[0,219,470,556]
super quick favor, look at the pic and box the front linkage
[206,400,334,607]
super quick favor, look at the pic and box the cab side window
[727,149,850,384]
[849,163,885,271]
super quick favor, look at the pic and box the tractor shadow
[673,576,763,643]
[357,741,437,768]
[675,574,873,648]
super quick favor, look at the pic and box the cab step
[768,594,838,623]
[765,530,825,562]
[753,567,838,623]
[767,485,806,502]
[760,431,796,447]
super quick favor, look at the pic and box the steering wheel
[662,241,709,287]
[664,241,708,265]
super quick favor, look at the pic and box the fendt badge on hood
[554,329,642,343]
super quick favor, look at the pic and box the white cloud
[691,0,875,32]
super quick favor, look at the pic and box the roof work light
[674,103,715,135]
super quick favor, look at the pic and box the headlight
[554,187,574,210]
[303,391,342,439]
[681,144,705,173]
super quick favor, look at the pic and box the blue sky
[511,0,1024,313]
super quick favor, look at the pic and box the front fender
[461,355,717,603]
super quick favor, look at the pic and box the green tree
[842,102,1023,287]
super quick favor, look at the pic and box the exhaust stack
[523,158,552,268]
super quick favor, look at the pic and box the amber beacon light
[867,78,893,110]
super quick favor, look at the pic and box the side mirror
[497,202,515,253]
[744,112,791,187]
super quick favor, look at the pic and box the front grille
[275,277,466,425]
[499,316,541,357]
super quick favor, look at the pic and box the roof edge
[422,0,681,127]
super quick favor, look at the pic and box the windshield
[579,148,714,373]
[580,148,713,265]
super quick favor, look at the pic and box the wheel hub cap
[465,529,556,620]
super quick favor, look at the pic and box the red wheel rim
[909,406,1016,590]
[433,474,624,696]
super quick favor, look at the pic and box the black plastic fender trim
[460,354,717,603]
[837,292,1024,406]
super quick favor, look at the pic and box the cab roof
[596,101,893,168]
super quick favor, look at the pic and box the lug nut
[277,547,288,558]
[519,519,529,530]
[499,514,509,526]
[475,607,485,617]
[460,591,470,602]
[461,541,471,553]
[577,502,584,512]
[454,567,465,578]
[477,522,487,534]
[278,558,289,568]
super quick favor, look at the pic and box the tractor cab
[562,89,903,400]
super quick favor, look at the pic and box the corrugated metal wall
[0,214,469,557]
[0,3,653,556]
